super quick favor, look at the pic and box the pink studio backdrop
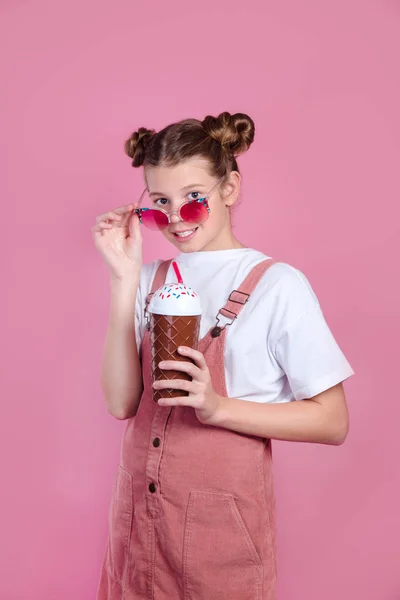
[1,1,399,598]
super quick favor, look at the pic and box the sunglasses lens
[140,210,169,231]
[180,201,209,224]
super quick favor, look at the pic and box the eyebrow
[149,183,205,198]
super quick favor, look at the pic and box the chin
[171,240,205,253]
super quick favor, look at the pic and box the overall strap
[150,259,173,293]
[212,258,277,337]
[144,259,173,329]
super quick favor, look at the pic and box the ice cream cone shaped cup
[147,282,202,402]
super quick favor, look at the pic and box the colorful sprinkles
[157,284,198,301]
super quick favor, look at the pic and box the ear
[221,171,241,207]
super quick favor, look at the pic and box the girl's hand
[92,203,143,280]
[153,347,222,425]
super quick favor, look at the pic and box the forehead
[144,157,214,193]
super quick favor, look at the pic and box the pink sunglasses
[134,180,222,231]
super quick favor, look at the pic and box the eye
[187,191,201,201]
[154,197,169,207]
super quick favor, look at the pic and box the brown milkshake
[147,281,202,402]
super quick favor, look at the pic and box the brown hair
[124,112,255,179]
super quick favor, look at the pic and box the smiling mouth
[171,227,199,240]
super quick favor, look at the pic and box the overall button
[153,437,161,448]
[149,482,156,494]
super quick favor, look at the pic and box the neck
[200,232,245,252]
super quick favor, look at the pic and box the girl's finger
[92,221,113,233]
[157,396,198,408]
[158,360,199,378]
[128,209,141,236]
[95,211,123,225]
[118,208,136,228]
[177,347,207,370]
[153,379,193,393]
[108,203,134,215]
[95,204,134,224]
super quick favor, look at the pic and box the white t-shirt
[135,248,354,403]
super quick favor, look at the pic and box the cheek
[208,201,228,225]
[163,230,176,242]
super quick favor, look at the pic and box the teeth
[175,229,195,238]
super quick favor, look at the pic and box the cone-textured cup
[150,314,201,402]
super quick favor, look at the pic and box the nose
[169,211,182,224]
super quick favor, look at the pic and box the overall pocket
[183,491,263,600]
[105,466,133,584]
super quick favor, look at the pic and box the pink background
[1,0,399,598]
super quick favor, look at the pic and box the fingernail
[159,362,166,368]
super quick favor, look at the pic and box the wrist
[110,273,140,294]
[110,268,141,283]
[109,276,139,329]
[209,394,230,428]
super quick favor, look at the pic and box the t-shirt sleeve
[270,265,354,400]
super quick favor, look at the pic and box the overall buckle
[144,293,154,330]
[228,290,250,305]
[211,290,250,338]
[211,308,238,338]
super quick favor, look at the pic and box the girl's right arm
[101,276,142,419]
[92,202,144,419]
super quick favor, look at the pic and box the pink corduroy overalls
[97,258,278,600]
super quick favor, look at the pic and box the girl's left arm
[153,347,349,446]
[209,384,349,446]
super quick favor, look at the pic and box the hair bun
[202,112,255,156]
[124,127,155,167]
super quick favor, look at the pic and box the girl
[92,112,353,600]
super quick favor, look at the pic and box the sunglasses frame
[134,198,210,230]
[133,178,223,230]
